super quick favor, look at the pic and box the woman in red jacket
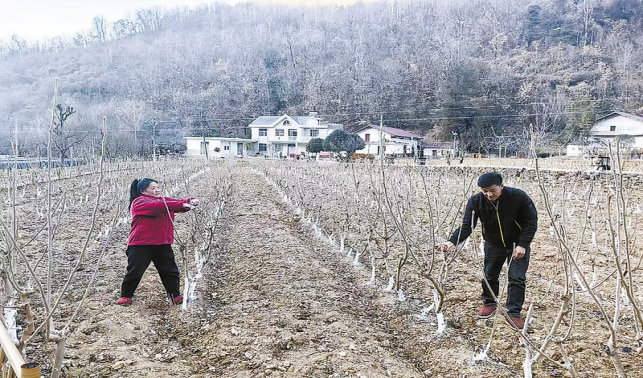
[117,178,196,306]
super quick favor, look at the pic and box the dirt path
[63,166,521,378]
[187,169,427,377]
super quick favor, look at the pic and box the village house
[248,112,341,157]
[184,112,342,158]
[422,141,454,158]
[184,137,256,158]
[589,111,643,149]
[566,110,643,162]
[354,125,422,156]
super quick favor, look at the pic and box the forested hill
[1,0,643,157]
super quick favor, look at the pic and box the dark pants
[482,244,530,316]
[120,244,181,299]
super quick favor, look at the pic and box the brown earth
[13,162,643,377]
[55,166,502,377]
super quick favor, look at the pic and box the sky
[0,0,377,43]
[0,0,235,43]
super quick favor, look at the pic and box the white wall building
[590,112,643,148]
[184,137,257,158]
[355,125,422,156]
[422,141,453,158]
[248,113,341,157]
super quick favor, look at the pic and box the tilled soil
[55,165,634,378]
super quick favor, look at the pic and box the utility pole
[379,114,384,164]
[201,109,209,164]
[152,121,157,162]
[452,131,458,158]
[11,118,18,298]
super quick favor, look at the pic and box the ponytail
[129,178,157,209]
[129,179,140,210]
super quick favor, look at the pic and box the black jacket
[449,186,538,249]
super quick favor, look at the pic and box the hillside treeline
[1,0,643,158]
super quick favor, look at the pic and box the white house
[590,112,643,148]
[248,113,341,157]
[422,141,454,158]
[184,137,257,158]
[355,126,422,156]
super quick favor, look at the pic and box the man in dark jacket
[435,172,537,330]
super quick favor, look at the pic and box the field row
[254,159,643,377]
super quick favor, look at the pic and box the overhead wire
[156,95,635,124]
[171,109,600,124]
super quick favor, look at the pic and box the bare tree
[112,19,137,39]
[52,105,88,163]
[115,99,151,156]
[136,8,164,33]
[91,16,108,43]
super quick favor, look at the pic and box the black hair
[129,178,158,209]
[477,172,503,188]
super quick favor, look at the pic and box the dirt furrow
[185,168,427,377]
[61,166,522,378]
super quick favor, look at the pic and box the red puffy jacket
[127,195,192,246]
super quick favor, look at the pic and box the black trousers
[482,244,530,316]
[120,244,181,299]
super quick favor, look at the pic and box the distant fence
[422,157,643,173]
[0,321,39,378]
[0,158,86,170]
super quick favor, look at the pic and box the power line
[165,96,636,123]
[181,109,595,124]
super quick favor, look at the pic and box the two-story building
[354,125,422,156]
[248,113,341,157]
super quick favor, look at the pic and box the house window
[224,145,230,151]
[610,125,616,131]
[259,128,268,136]
[310,129,319,137]
[275,129,284,136]
[283,120,290,125]
[259,143,267,152]
[200,141,209,154]
[365,134,370,142]
[288,129,297,137]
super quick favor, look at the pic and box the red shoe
[478,305,496,319]
[507,316,525,330]
[117,297,132,306]
[171,295,183,305]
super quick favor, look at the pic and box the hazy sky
[0,0,376,43]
